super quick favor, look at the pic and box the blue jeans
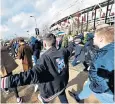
[32,55,37,66]
[77,80,114,103]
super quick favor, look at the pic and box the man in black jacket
[1,33,76,103]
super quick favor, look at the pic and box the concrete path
[1,59,100,103]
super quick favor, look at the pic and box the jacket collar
[20,42,25,45]
[99,42,114,51]
[46,46,57,54]
[93,42,114,61]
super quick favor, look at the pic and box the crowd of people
[0,24,114,103]
[1,36,42,103]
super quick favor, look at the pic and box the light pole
[27,31,30,38]
[30,16,37,28]
[30,16,39,37]
[14,34,17,38]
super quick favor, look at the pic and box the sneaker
[38,95,44,104]
[34,85,39,92]
[68,90,80,102]
[17,97,22,103]
[71,61,80,66]
[4,90,9,95]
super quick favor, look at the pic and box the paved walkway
[1,59,100,103]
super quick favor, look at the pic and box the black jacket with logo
[5,42,75,98]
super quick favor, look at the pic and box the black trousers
[83,61,89,71]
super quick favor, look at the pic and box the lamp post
[27,31,30,38]
[30,16,37,28]
[30,16,39,37]
[15,34,17,38]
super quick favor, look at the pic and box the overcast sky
[0,0,112,39]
